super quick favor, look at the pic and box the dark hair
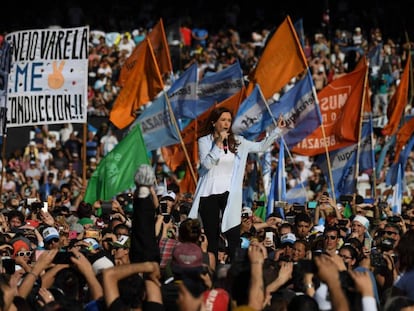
[396,229,414,272]
[295,212,311,225]
[179,218,201,243]
[200,107,239,154]
[294,239,310,252]
[323,225,340,236]
[339,243,360,268]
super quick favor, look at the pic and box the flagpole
[163,92,198,186]
[0,134,7,196]
[353,63,370,207]
[82,123,87,186]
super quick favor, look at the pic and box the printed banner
[5,26,89,127]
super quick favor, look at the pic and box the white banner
[5,26,89,127]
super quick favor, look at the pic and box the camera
[159,201,168,214]
[388,216,400,223]
[370,251,387,269]
[380,238,395,251]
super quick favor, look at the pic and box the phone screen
[307,201,318,209]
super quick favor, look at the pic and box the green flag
[84,124,150,204]
[343,202,353,219]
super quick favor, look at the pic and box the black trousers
[199,192,240,261]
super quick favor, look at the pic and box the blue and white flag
[386,135,414,186]
[267,137,286,219]
[136,93,180,151]
[316,118,374,198]
[286,181,308,205]
[233,70,321,148]
[391,163,402,215]
[196,60,244,117]
[168,62,198,120]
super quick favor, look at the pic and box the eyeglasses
[46,238,60,245]
[339,254,353,260]
[324,235,337,240]
[383,230,398,236]
[17,251,32,257]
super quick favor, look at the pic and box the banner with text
[5,26,89,127]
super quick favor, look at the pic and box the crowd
[0,13,414,311]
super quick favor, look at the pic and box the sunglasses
[17,251,32,257]
[383,230,398,236]
[46,238,60,244]
[324,235,337,240]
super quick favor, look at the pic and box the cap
[352,215,370,229]
[171,242,203,274]
[280,233,296,245]
[111,235,131,249]
[84,238,100,251]
[42,227,59,243]
[92,256,114,274]
[203,288,230,311]
[30,160,36,165]
[10,237,31,257]
[161,190,176,202]
[78,217,94,226]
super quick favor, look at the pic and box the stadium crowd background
[0,1,414,310]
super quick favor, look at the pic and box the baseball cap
[111,235,131,249]
[83,238,100,251]
[42,227,59,243]
[203,288,230,311]
[280,233,296,245]
[92,256,114,275]
[171,242,203,275]
[241,207,252,218]
[161,190,176,201]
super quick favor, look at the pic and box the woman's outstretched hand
[277,115,286,128]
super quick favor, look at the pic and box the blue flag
[386,135,414,186]
[316,118,374,198]
[391,163,402,215]
[168,63,198,120]
[136,93,180,151]
[196,60,244,117]
[267,137,286,219]
[233,70,322,148]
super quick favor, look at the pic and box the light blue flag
[286,181,308,205]
[267,137,286,219]
[168,62,198,120]
[196,60,244,117]
[136,93,180,151]
[386,135,414,186]
[316,118,374,198]
[233,70,322,148]
[391,163,402,215]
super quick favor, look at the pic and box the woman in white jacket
[188,107,285,261]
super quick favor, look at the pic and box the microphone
[223,138,228,154]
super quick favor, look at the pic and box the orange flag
[292,59,369,156]
[110,38,164,129]
[382,53,411,136]
[246,15,307,100]
[394,116,414,162]
[118,18,172,87]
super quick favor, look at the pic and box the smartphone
[307,201,318,209]
[364,238,371,250]
[26,198,37,206]
[84,230,100,239]
[2,257,15,274]
[265,231,274,241]
[42,202,48,213]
